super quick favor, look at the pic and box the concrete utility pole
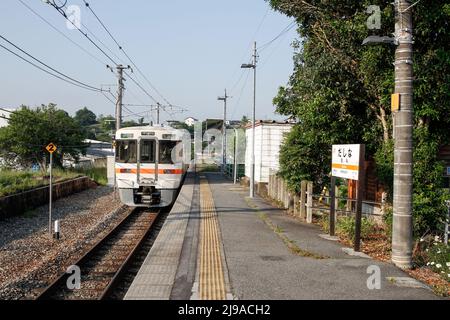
[241,41,257,198]
[112,65,132,131]
[218,89,229,173]
[156,103,161,125]
[392,0,414,269]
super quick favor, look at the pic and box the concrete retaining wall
[0,176,94,219]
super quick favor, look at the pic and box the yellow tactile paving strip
[199,177,226,300]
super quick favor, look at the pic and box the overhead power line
[81,0,174,107]
[0,108,14,114]
[226,6,271,93]
[17,0,106,66]
[257,21,297,52]
[124,71,158,104]
[43,0,119,66]
[0,41,102,92]
[0,34,103,92]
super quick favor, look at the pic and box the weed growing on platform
[257,212,328,260]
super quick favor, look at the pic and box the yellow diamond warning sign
[46,143,57,154]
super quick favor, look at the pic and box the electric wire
[17,0,107,66]
[257,21,296,52]
[81,0,174,107]
[226,6,270,92]
[230,69,251,120]
[0,34,103,92]
[44,0,119,66]
[0,42,103,92]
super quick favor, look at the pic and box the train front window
[116,140,137,163]
[141,140,156,163]
[159,140,178,164]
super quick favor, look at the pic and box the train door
[137,137,159,185]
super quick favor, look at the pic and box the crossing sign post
[331,144,365,251]
[46,142,56,154]
[46,143,57,238]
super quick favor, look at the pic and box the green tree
[0,104,87,171]
[122,120,139,128]
[98,114,115,132]
[74,107,97,126]
[269,0,450,235]
[240,115,249,128]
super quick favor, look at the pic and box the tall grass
[73,167,108,186]
[0,169,80,197]
[0,166,108,197]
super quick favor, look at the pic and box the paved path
[207,173,438,300]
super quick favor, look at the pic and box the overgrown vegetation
[73,167,108,186]
[268,0,450,237]
[0,169,80,197]
[319,215,378,241]
[414,235,450,280]
[0,167,108,197]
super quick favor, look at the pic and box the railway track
[36,208,161,300]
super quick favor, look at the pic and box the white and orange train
[114,125,189,207]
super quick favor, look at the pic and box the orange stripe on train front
[115,168,183,174]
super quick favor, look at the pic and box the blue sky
[0,0,297,123]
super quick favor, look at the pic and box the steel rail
[36,206,159,300]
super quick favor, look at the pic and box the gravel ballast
[0,185,132,300]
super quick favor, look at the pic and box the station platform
[125,172,438,300]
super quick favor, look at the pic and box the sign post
[445,200,450,245]
[331,144,365,251]
[46,143,57,238]
[329,176,336,236]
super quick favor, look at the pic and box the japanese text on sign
[332,144,361,180]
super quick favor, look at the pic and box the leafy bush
[422,236,450,282]
[383,207,393,238]
[336,216,376,241]
[319,214,377,241]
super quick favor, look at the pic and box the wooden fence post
[307,181,313,223]
[269,170,273,199]
[294,193,300,217]
[300,180,307,220]
[276,176,281,203]
[284,183,290,209]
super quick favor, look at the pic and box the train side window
[141,140,156,163]
[116,140,137,163]
[159,140,178,164]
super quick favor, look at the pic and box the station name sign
[331,144,362,180]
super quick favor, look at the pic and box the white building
[0,108,14,128]
[245,121,293,184]
[184,117,198,127]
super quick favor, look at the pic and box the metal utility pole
[241,41,257,198]
[109,65,132,131]
[218,89,229,174]
[392,0,414,269]
[49,151,53,237]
